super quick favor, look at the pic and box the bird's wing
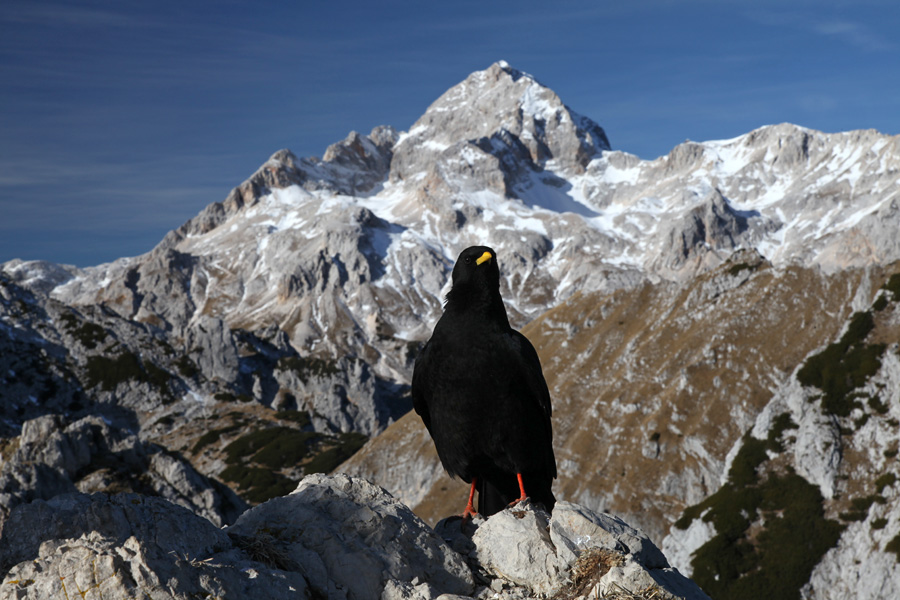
[507,330,553,425]
[506,329,557,480]
[411,340,433,432]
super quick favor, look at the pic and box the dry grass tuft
[552,548,683,600]
[229,531,298,571]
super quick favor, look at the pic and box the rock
[0,414,245,530]
[183,315,240,383]
[434,497,709,600]
[390,61,609,183]
[0,474,707,600]
[550,501,669,571]
[320,127,399,194]
[271,349,409,436]
[0,259,81,295]
[381,579,441,600]
[469,501,560,595]
[228,473,474,600]
[0,493,306,600]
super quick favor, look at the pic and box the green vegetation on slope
[675,414,843,600]
[276,355,340,382]
[84,351,174,403]
[210,420,368,505]
[303,432,368,474]
[797,310,886,417]
[58,312,109,350]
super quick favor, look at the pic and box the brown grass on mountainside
[523,262,875,538]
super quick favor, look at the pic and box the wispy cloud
[746,8,896,53]
[1,1,141,28]
[811,19,895,52]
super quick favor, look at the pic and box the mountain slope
[341,256,890,528]
[342,258,900,599]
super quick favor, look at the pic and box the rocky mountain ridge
[8,63,900,366]
[2,61,900,598]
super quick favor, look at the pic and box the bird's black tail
[477,472,555,517]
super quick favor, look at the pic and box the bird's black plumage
[412,246,557,516]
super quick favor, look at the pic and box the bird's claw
[507,495,529,508]
[461,505,479,523]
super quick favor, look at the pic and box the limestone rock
[650,187,779,278]
[320,126,399,194]
[434,498,708,600]
[0,259,80,295]
[469,501,560,595]
[183,315,240,384]
[0,475,707,600]
[0,493,305,600]
[228,473,474,600]
[390,61,610,183]
[549,501,669,571]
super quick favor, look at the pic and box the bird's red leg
[508,472,528,507]
[516,473,527,502]
[462,477,478,521]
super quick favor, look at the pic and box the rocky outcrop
[320,126,399,194]
[660,274,900,599]
[0,259,81,295]
[0,272,404,512]
[649,188,779,278]
[0,474,707,600]
[229,474,474,600]
[434,500,704,599]
[0,414,245,530]
[0,493,302,600]
[164,126,398,245]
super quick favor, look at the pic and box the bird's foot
[507,494,529,508]
[461,503,479,523]
[507,473,529,508]
[461,477,479,523]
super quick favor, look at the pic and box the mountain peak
[390,62,610,181]
[490,59,532,82]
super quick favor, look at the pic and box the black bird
[412,245,557,518]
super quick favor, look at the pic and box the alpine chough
[412,246,557,518]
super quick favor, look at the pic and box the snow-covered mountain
[10,62,900,376]
[3,61,900,599]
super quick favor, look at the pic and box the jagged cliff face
[3,61,900,598]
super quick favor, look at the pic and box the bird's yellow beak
[475,251,492,265]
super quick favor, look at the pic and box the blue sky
[2,0,899,267]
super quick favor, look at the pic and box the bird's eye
[464,257,471,264]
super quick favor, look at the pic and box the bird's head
[450,245,499,289]
[444,245,506,317]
